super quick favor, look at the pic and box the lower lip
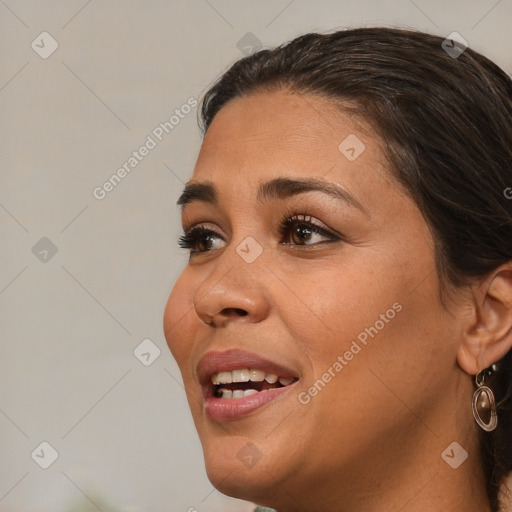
[203,383,297,421]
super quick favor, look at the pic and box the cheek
[163,271,196,364]
[270,255,391,364]
[283,243,447,397]
[308,263,451,420]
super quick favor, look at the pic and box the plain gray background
[1,1,511,511]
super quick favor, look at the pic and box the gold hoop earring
[472,367,498,432]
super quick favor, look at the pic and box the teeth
[231,369,250,383]
[217,388,272,399]
[249,368,266,382]
[217,371,232,384]
[220,388,232,398]
[211,368,296,386]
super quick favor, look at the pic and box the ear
[457,263,512,375]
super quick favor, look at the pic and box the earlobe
[457,265,512,375]
[457,342,482,375]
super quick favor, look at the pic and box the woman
[164,28,512,511]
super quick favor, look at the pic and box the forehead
[202,90,339,144]
[194,90,382,177]
[186,90,395,217]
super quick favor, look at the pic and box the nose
[193,248,270,328]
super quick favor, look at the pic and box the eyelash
[177,210,341,256]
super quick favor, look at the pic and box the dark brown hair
[198,27,512,511]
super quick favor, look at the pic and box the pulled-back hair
[198,27,512,511]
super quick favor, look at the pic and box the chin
[201,437,286,504]
[205,462,281,505]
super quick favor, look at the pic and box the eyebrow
[176,177,366,213]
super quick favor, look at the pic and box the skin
[164,90,512,512]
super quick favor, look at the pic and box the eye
[177,226,225,256]
[278,213,340,246]
[177,213,340,257]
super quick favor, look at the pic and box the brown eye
[279,214,339,246]
[178,227,224,255]
[178,214,340,257]
[290,224,314,245]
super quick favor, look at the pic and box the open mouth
[197,349,301,420]
[211,368,298,399]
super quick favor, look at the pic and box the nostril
[222,308,248,316]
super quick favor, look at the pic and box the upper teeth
[211,369,294,386]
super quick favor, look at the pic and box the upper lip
[196,348,300,387]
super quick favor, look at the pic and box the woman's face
[164,90,471,508]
